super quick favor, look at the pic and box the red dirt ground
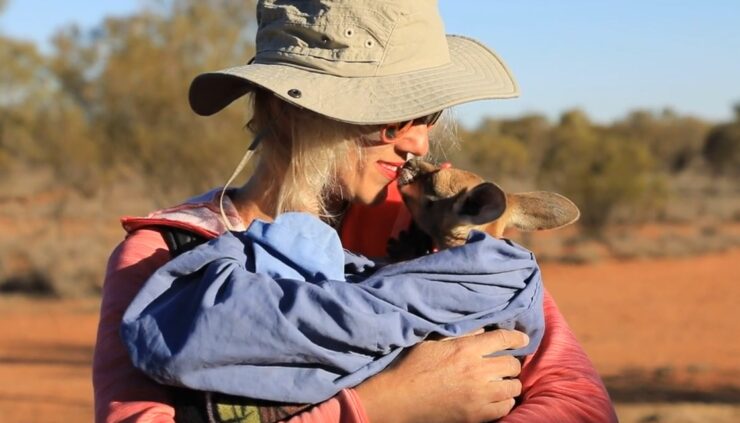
[1,249,738,422]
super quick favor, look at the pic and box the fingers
[479,398,517,422]
[456,329,529,356]
[485,355,523,379]
[488,377,522,401]
[364,330,526,423]
[476,379,521,422]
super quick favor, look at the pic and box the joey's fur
[395,159,580,251]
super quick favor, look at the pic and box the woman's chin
[354,185,389,206]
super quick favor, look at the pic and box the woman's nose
[394,123,430,157]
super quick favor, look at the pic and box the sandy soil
[0,250,738,422]
[0,299,98,422]
[544,249,740,390]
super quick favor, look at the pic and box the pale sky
[2,0,739,127]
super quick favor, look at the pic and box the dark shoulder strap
[158,226,209,257]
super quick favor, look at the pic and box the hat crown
[255,0,449,77]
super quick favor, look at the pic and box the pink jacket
[93,190,617,422]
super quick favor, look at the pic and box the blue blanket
[121,213,544,404]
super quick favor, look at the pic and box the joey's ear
[507,192,580,232]
[455,182,507,225]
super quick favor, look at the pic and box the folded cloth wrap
[121,213,544,404]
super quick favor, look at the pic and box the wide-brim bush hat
[189,0,519,125]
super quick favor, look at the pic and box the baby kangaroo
[393,159,580,253]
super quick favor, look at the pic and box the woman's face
[339,123,431,206]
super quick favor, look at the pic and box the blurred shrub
[459,133,530,181]
[1,0,259,201]
[613,109,710,173]
[537,110,667,235]
[703,104,740,176]
[0,36,50,169]
[454,114,549,183]
[0,165,159,297]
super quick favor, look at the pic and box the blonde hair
[247,89,378,218]
[221,90,459,227]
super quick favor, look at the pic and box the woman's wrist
[354,370,410,423]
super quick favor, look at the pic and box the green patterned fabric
[173,389,310,423]
[207,393,310,423]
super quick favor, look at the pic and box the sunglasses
[382,110,443,139]
[398,110,443,128]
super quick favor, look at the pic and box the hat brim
[189,35,519,125]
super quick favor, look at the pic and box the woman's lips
[376,161,404,180]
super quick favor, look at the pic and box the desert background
[1,1,739,422]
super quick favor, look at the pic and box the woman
[93,0,617,422]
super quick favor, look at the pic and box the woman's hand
[355,329,529,423]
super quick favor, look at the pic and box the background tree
[537,110,666,234]
[0,33,50,170]
[453,118,532,185]
[88,1,253,195]
[613,109,709,173]
[3,0,259,199]
[703,103,740,176]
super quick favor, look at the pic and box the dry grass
[615,403,740,423]
[0,165,160,297]
[660,171,740,223]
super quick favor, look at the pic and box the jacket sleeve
[93,228,369,423]
[500,289,618,423]
[282,390,369,423]
[93,229,176,422]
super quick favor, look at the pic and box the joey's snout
[397,162,419,187]
[398,159,439,186]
